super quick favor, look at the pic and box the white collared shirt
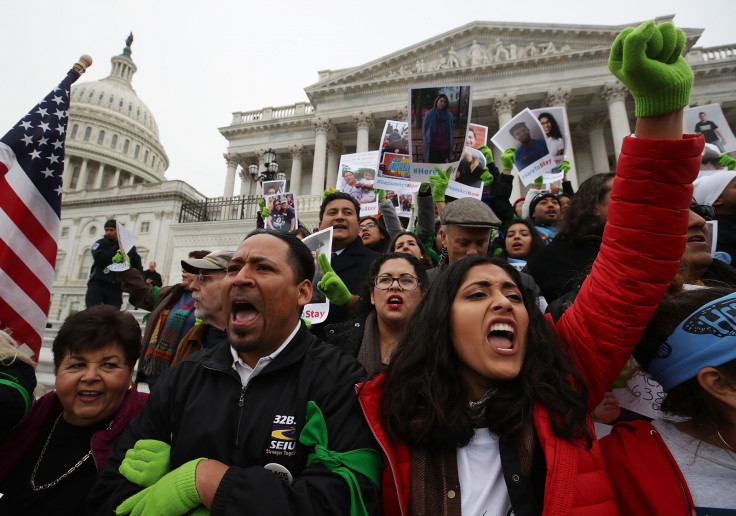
[229,322,300,388]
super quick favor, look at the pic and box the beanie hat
[528,192,560,220]
[104,219,117,229]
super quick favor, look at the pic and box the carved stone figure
[467,40,485,66]
[508,43,518,60]
[542,41,557,56]
[525,42,539,57]
[447,46,460,68]
[415,58,425,73]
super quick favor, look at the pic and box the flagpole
[73,54,93,74]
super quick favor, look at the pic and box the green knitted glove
[112,250,125,264]
[410,203,416,212]
[301,317,313,329]
[419,183,430,193]
[501,148,516,171]
[533,176,544,187]
[115,458,204,516]
[608,21,693,117]
[119,439,171,488]
[480,168,494,186]
[477,144,494,165]
[321,187,337,201]
[429,166,451,202]
[560,160,571,178]
[257,199,269,220]
[720,154,736,171]
[374,188,386,201]
[317,253,352,306]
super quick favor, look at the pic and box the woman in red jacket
[358,20,704,515]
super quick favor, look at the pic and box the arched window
[111,134,118,149]
[144,150,149,163]
[134,145,140,159]
[97,130,105,145]
[71,124,78,139]
[77,248,93,280]
[83,127,92,142]
[54,250,66,280]
[123,140,130,154]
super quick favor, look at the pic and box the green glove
[608,21,693,117]
[533,176,544,187]
[119,439,171,488]
[374,188,386,201]
[477,144,493,165]
[301,317,313,329]
[115,458,204,516]
[112,250,124,264]
[429,166,451,202]
[258,198,269,220]
[560,160,571,178]
[299,401,382,516]
[720,154,736,171]
[480,168,493,186]
[419,183,430,193]
[316,253,351,306]
[501,147,516,171]
[321,187,337,201]
[410,203,415,212]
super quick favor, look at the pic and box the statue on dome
[126,32,134,49]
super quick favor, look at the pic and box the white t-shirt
[653,419,736,512]
[456,428,512,515]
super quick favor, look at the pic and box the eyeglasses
[690,203,714,221]
[195,273,220,284]
[360,222,378,230]
[373,274,420,290]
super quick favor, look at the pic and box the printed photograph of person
[453,147,486,189]
[356,168,376,204]
[398,194,413,216]
[380,120,410,158]
[409,84,472,165]
[536,111,565,156]
[265,193,297,232]
[685,104,735,153]
[262,179,285,197]
[491,108,553,182]
[465,123,488,150]
[339,167,362,202]
[302,227,333,310]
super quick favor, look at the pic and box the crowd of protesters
[2,20,736,515]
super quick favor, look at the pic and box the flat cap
[440,197,500,227]
[181,250,233,273]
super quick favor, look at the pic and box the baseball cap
[181,250,233,273]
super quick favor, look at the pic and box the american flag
[0,67,83,359]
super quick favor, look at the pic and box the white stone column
[289,145,305,195]
[326,141,343,191]
[92,163,104,190]
[546,87,578,190]
[62,157,73,190]
[601,81,631,161]
[311,118,331,195]
[353,112,373,153]
[238,169,252,197]
[583,114,611,173]
[223,153,239,197]
[76,159,89,191]
[112,168,121,187]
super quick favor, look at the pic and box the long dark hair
[555,172,615,244]
[635,287,736,426]
[538,112,563,139]
[381,256,592,450]
[388,231,436,269]
[501,219,545,261]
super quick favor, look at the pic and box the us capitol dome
[63,33,169,191]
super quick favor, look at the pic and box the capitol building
[51,16,736,320]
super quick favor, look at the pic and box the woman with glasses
[325,253,427,377]
[537,112,565,157]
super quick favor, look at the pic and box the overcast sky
[1,0,734,198]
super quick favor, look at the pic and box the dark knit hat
[104,219,117,229]
[528,192,560,219]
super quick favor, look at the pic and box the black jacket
[87,323,380,515]
[88,237,142,284]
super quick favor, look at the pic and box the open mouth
[231,301,259,326]
[487,322,516,354]
[77,391,102,402]
[687,233,706,243]
[387,295,403,308]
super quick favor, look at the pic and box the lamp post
[249,149,287,184]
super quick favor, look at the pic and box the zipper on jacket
[357,388,405,516]
[234,385,246,448]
